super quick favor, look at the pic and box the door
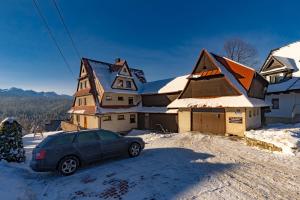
[192,108,225,135]
[84,117,87,128]
[97,130,127,159]
[74,131,102,162]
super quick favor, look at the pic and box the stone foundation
[246,137,282,152]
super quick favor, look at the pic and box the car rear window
[39,134,75,147]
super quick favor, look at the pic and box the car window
[39,134,75,147]
[97,130,120,141]
[76,132,99,143]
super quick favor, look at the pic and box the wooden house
[168,49,269,137]
[67,58,146,132]
[138,75,189,132]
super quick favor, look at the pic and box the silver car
[30,129,145,176]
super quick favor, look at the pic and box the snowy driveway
[0,131,300,200]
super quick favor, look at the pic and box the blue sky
[0,0,299,95]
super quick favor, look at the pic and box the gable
[192,50,220,75]
[180,76,241,98]
[119,62,131,76]
[80,63,88,77]
[262,56,285,72]
[179,49,241,99]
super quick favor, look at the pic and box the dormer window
[123,68,127,73]
[117,80,124,87]
[126,81,132,89]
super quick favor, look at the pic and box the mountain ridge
[0,87,72,98]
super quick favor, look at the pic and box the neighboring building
[138,75,189,132]
[260,41,300,123]
[68,58,146,132]
[167,49,269,137]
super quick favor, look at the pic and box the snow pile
[245,124,300,155]
[1,117,16,124]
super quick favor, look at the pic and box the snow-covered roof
[141,75,189,94]
[168,96,269,108]
[271,41,300,71]
[261,41,300,93]
[86,59,146,94]
[96,104,177,114]
[267,77,300,93]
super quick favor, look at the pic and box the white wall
[265,93,300,118]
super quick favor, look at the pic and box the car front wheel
[128,143,141,157]
[58,156,79,176]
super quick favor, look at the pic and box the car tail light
[36,149,46,160]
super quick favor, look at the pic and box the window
[118,96,124,101]
[102,115,111,121]
[117,80,124,87]
[40,134,75,146]
[78,98,82,106]
[76,132,99,143]
[130,114,136,123]
[126,81,132,88]
[118,115,125,120]
[128,97,134,105]
[84,98,87,105]
[76,115,80,124]
[80,82,83,89]
[52,134,75,145]
[249,110,252,118]
[253,109,256,117]
[272,98,279,109]
[84,80,87,88]
[97,130,120,141]
[106,96,112,101]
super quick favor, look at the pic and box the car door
[97,130,127,159]
[74,131,102,162]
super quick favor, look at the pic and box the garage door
[192,108,225,135]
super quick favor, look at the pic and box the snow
[168,96,269,108]
[245,123,300,155]
[0,130,300,199]
[1,117,16,124]
[88,60,141,94]
[267,77,300,93]
[97,104,177,114]
[141,75,189,94]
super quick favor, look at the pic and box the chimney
[115,58,121,63]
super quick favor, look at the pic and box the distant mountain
[0,87,72,99]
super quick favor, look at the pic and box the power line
[32,0,75,78]
[51,0,81,60]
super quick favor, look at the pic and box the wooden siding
[248,73,268,99]
[181,77,240,98]
[142,93,179,107]
[138,113,178,132]
[192,108,226,135]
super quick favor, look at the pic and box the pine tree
[0,118,26,162]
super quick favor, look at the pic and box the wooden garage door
[149,113,178,133]
[192,108,225,135]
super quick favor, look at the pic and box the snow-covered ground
[245,123,300,155]
[0,130,300,200]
